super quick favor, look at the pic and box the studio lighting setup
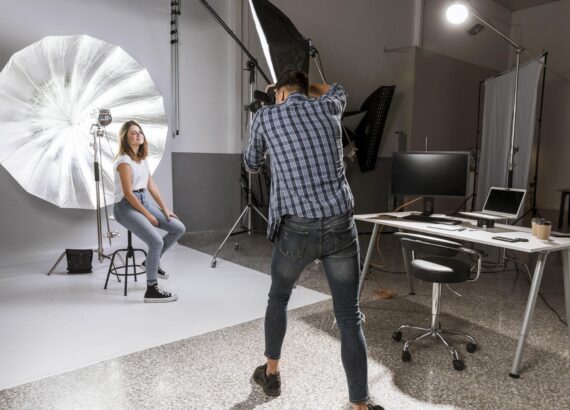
[198,0,329,267]
[0,35,168,268]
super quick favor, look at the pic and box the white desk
[355,212,570,378]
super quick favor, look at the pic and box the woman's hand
[146,214,159,227]
[162,207,178,221]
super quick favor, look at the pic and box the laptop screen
[483,187,526,216]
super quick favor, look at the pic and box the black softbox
[249,0,310,83]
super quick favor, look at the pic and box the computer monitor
[391,151,470,215]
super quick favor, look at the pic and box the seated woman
[113,120,186,303]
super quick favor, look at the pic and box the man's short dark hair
[275,70,309,96]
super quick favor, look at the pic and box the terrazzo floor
[1,228,569,409]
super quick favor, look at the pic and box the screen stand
[422,197,434,216]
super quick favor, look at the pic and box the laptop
[460,187,526,220]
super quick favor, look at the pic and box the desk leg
[399,229,415,295]
[359,224,379,297]
[510,251,549,378]
[562,250,570,338]
[559,194,565,228]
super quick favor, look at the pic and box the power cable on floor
[505,254,568,326]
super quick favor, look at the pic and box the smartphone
[492,236,528,243]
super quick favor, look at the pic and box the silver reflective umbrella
[0,35,167,209]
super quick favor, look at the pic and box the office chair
[342,85,395,172]
[392,232,483,371]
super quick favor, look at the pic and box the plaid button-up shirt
[243,83,354,241]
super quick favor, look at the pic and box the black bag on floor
[65,249,93,274]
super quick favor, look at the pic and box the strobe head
[97,109,112,126]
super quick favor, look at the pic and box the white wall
[0,0,172,264]
[170,0,243,154]
[512,0,570,210]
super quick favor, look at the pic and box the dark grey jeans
[264,211,369,403]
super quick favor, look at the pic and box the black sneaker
[252,364,281,396]
[366,404,384,410]
[144,284,177,303]
[141,261,169,279]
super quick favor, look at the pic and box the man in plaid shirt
[244,71,381,410]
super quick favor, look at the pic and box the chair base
[392,324,477,371]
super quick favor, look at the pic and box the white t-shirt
[114,154,150,202]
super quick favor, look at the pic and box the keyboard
[399,214,462,225]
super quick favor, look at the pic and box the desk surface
[355,212,570,253]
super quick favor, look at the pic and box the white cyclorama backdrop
[476,58,544,210]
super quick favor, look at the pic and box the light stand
[197,0,271,268]
[514,52,548,222]
[447,3,547,189]
[47,110,119,274]
[210,60,269,268]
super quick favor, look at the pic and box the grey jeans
[113,190,186,285]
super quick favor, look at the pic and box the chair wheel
[211,259,217,268]
[234,242,240,250]
[466,342,477,353]
[453,359,465,371]
[402,351,411,362]
[392,331,402,342]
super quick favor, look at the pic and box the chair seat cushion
[410,257,471,283]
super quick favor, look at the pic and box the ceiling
[493,0,559,11]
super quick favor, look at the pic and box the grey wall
[411,47,497,151]
[408,47,498,213]
[0,0,173,266]
[422,0,512,71]
[172,153,241,231]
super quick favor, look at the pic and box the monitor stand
[422,197,434,216]
[476,218,495,229]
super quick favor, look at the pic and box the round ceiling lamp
[446,3,469,25]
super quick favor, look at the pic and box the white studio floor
[0,244,330,391]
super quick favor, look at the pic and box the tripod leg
[47,251,67,276]
[251,205,269,223]
[211,205,250,268]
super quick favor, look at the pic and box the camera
[248,89,276,113]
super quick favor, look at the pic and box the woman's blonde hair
[117,120,148,160]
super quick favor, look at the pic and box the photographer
[244,71,381,410]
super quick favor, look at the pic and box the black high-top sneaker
[144,284,177,303]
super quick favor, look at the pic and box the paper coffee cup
[531,218,540,236]
[536,220,552,240]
